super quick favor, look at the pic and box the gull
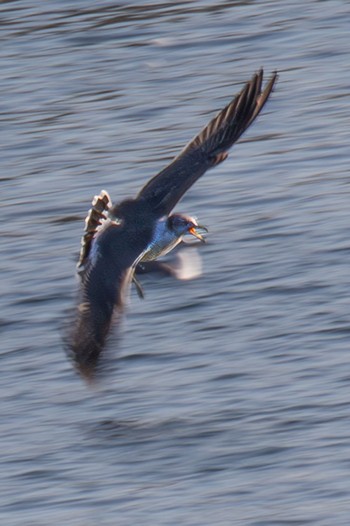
[67,69,277,378]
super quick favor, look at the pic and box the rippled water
[2,1,350,524]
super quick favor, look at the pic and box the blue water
[1,1,350,524]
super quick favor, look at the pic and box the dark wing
[137,69,277,217]
[67,222,145,379]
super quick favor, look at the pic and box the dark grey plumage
[67,69,277,378]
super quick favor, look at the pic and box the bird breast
[141,219,181,262]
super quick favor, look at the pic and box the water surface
[1,1,350,524]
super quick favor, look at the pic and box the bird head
[167,214,208,242]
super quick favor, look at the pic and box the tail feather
[77,190,112,271]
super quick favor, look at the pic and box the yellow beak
[188,225,208,243]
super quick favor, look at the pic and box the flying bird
[67,69,277,378]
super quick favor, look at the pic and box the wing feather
[137,70,277,216]
[67,222,149,379]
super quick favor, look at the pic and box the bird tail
[77,190,112,271]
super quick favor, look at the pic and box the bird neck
[141,218,181,262]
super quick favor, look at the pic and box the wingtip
[268,70,279,90]
[256,68,278,87]
[252,69,278,116]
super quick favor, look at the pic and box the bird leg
[132,275,145,299]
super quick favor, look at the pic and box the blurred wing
[67,223,142,379]
[137,69,277,217]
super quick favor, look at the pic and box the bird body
[142,218,187,261]
[141,215,207,262]
[67,69,277,378]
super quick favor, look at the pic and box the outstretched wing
[137,69,277,217]
[67,222,146,379]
